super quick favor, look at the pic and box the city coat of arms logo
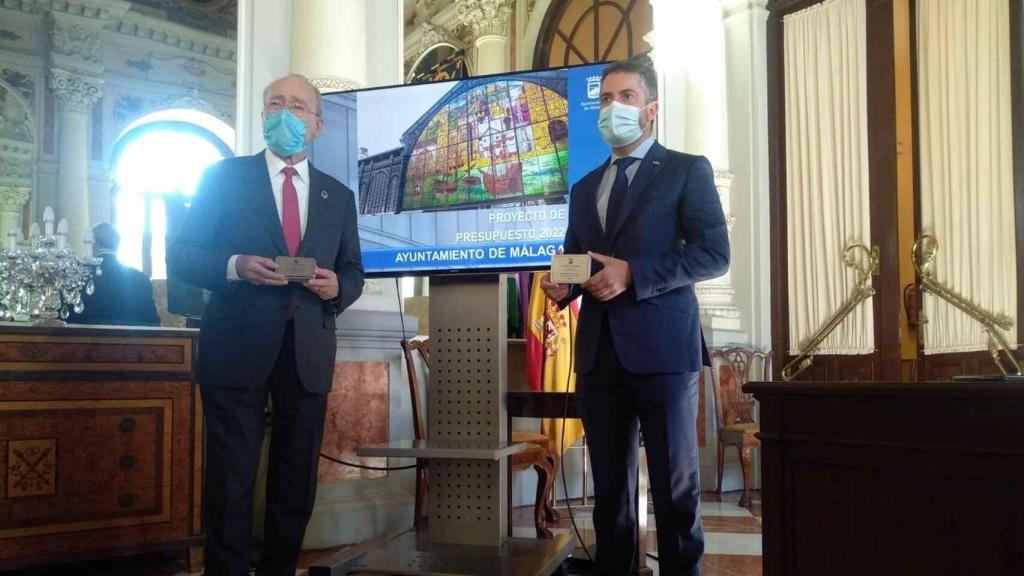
[586,75,601,100]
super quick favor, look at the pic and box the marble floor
[1,491,762,576]
[513,491,763,576]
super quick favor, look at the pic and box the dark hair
[600,54,658,102]
[92,222,120,251]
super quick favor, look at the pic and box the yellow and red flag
[525,274,584,455]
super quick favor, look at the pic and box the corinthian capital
[456,0,512,38]
[0,186,30,211]
[309,76,363,92]
[49,68,103,115]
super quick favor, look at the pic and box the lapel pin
[652,161,661,165]
[321,190,329,199]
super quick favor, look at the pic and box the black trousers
[577,320,704,576]
[200,322,329,576]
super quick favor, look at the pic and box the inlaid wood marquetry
[6,439,56,498]
[0,334,193,373]
[0,399,173,539]
[0,324,202,572]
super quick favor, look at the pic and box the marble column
[291,0,367,92]
[649,0,743,495]
[47,3,127,252]
[649,0,742,342]
[719,0,770,495]
[236,0,292,154]
[722,0,771,349]
[49,69,101,253]
[365,0,405,89]
[457,0,513,74]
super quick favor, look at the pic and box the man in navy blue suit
[168,74,363,576]
[541,58,730,576]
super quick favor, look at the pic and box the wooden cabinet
[0,324,202,570]
[746,380,1024,576]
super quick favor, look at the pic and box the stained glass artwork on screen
[403,80,569,211]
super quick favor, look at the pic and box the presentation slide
[310,63,610,276]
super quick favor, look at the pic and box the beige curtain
[783,0,874,355]
[917,0,1017,354]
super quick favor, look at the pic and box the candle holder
[0,207,101,326]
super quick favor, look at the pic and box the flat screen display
[309,63,610,277]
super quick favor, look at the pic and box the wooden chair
[708,347,771,508]
[401,337,558,538]
[400,338,430,529]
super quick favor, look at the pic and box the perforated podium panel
[343,275,574,575]
[427,275,508,546]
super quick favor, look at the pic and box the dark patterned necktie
[605,156,640,234]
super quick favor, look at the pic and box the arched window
[111,110,233,280]
[534,0,653,69]
[370,171,390,214]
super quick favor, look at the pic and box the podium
[310,275,573,575]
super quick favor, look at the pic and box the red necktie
[281,166,301,256]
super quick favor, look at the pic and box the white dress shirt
[227,149,311,280]
[595,136,656,231]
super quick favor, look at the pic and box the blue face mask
[263,109,308,156]
[598,100,644,148]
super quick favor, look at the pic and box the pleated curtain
[917,0,1017,354]
[784,0,874,355]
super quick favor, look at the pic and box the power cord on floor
[316,278,417,473]
[560,302,594,562]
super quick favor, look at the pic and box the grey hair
[600,55,658,102]
[263,73,323,115]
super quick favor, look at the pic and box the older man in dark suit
[542,58,730,576]
[167,74,363,576]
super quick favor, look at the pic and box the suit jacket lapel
[606,142,668,241]
[569,162,606,252]
[298,164,328,257]
[577,164,610,253]
[249,152,289,255]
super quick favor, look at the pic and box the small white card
[550,254,591,284]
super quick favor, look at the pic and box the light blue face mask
[263,109,308,156]
[598,100,644,148]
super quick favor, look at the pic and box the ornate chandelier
[0,207,101,326]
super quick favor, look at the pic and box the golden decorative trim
[914,235,1022,375]
[782,242,880,381]
[191,388,204,534]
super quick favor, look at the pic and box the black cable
[315,277,416,473]
[320,451,417,471]
[560,301,594,562]
[395,277,408,341]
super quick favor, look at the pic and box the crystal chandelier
[0,207,102,326]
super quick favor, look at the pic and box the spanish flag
[526,274,585,455]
